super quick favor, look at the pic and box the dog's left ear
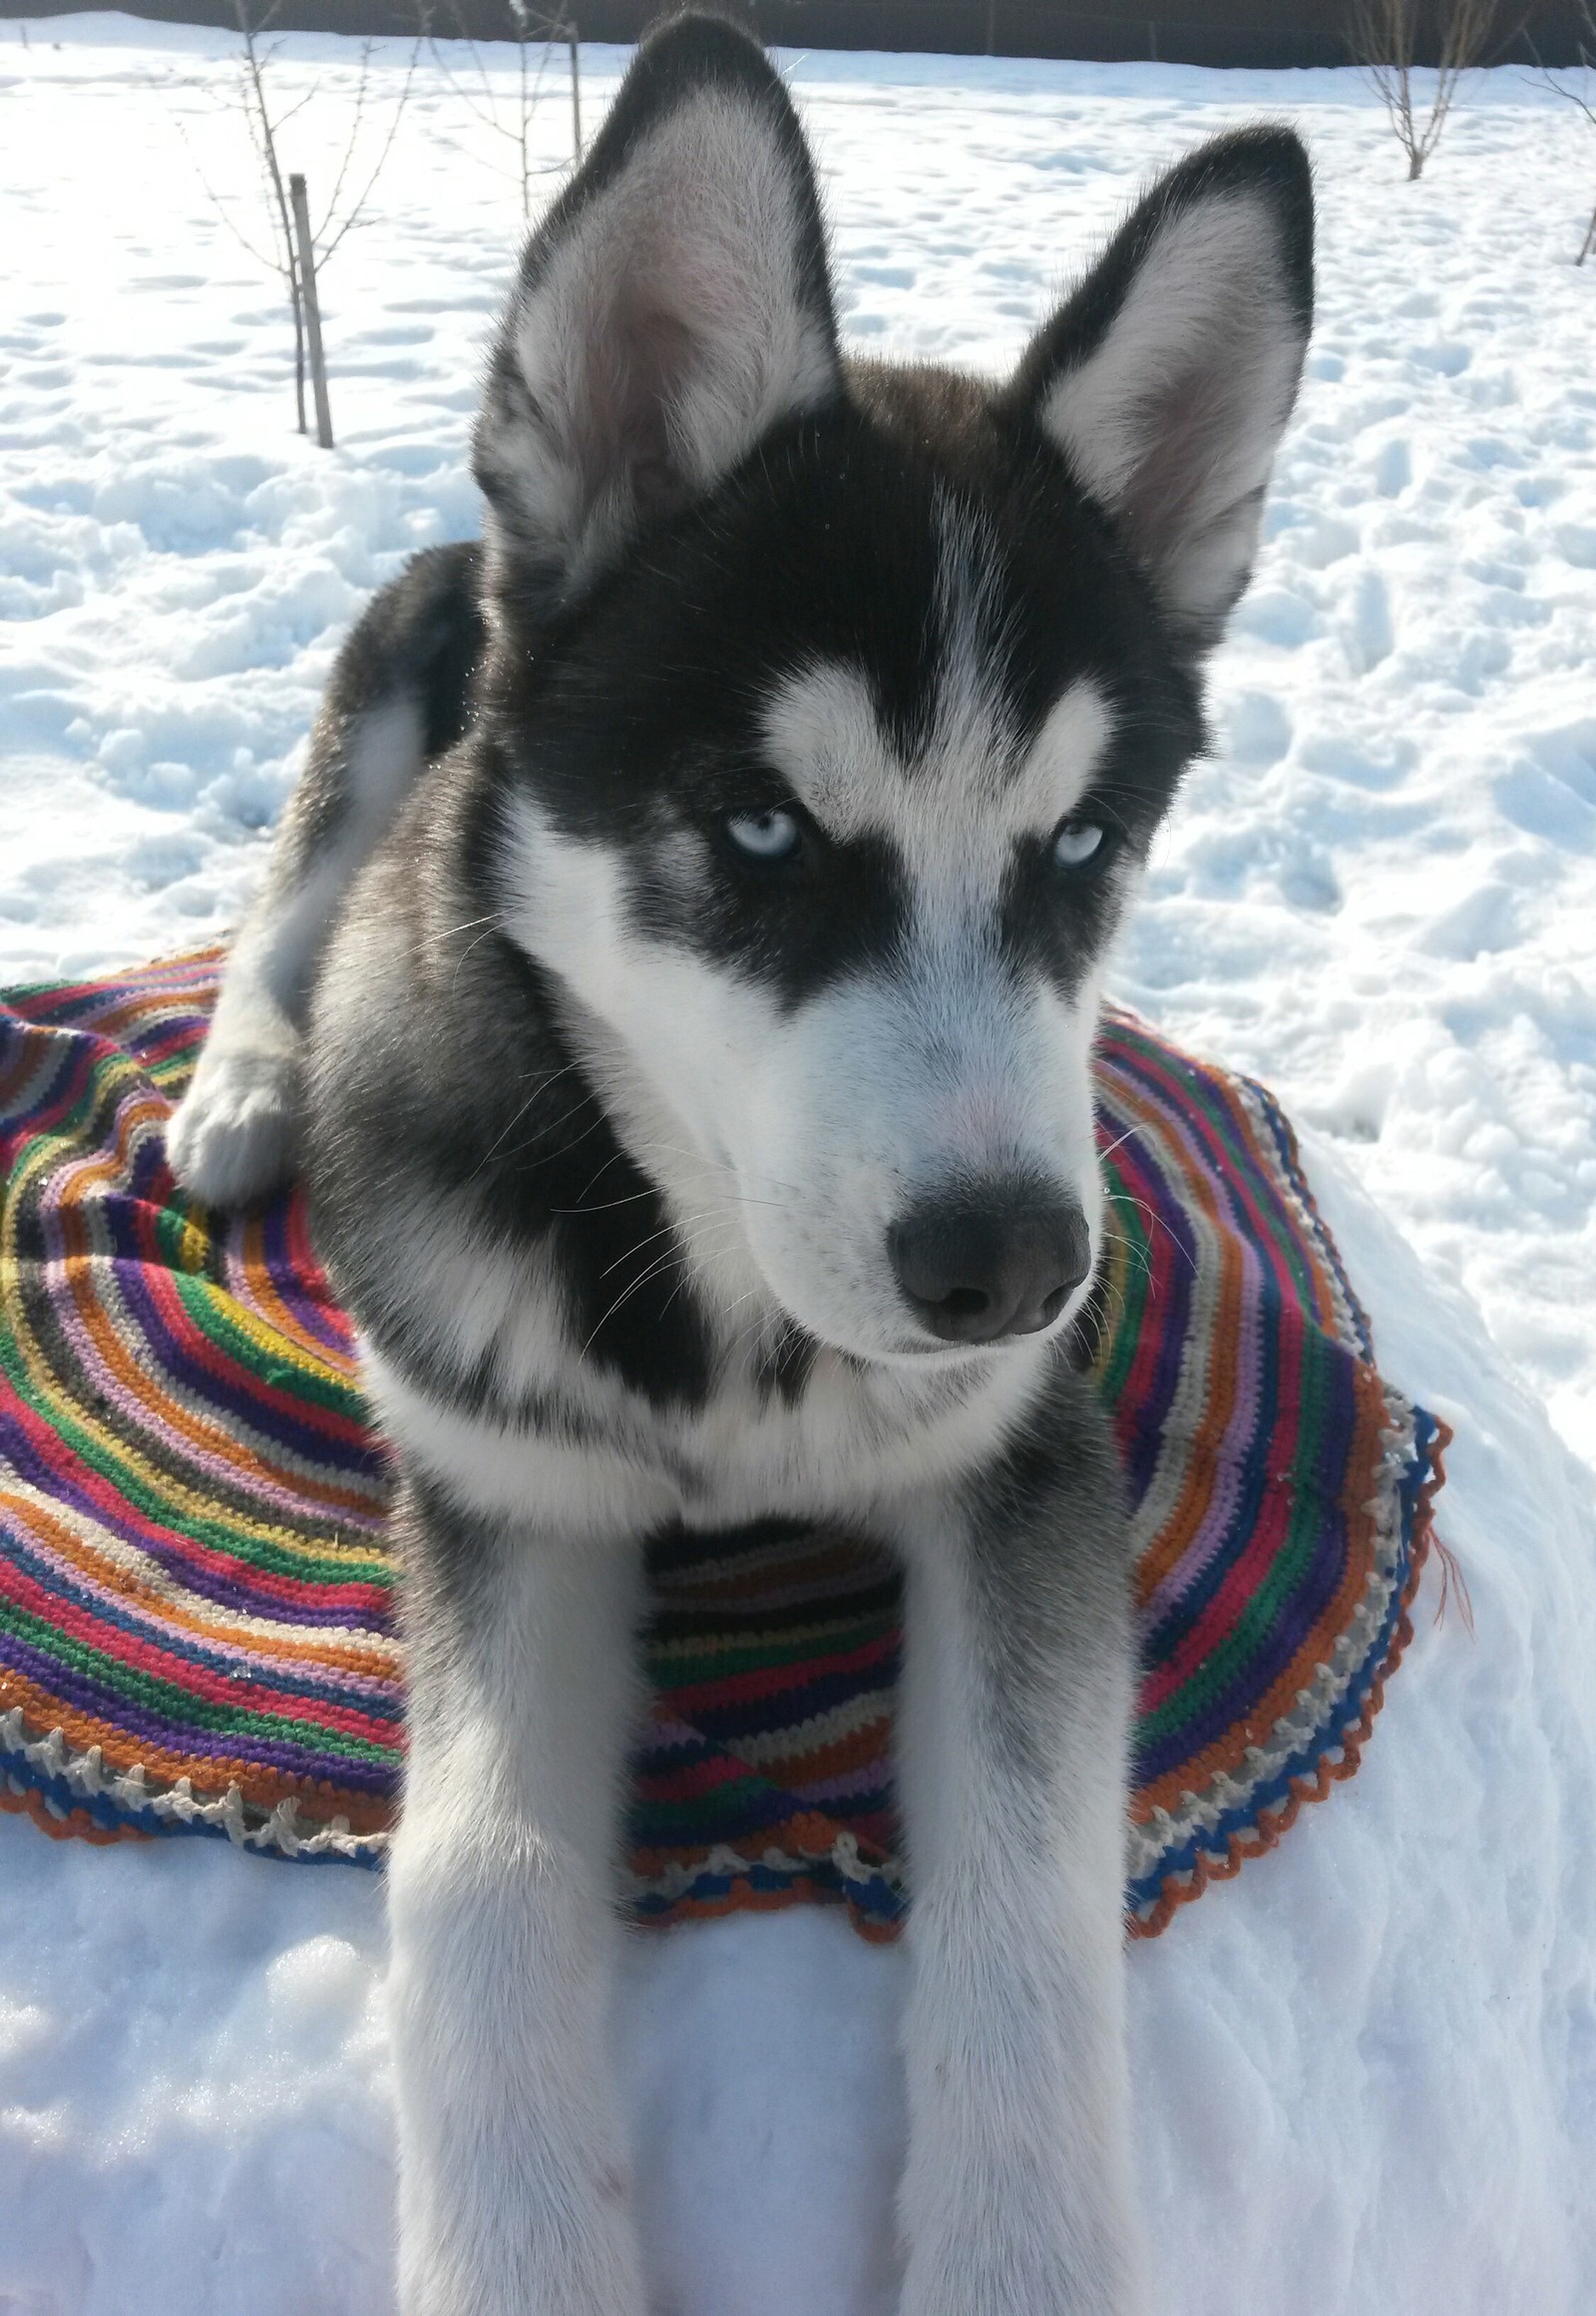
[1004,128,1313,654]
[474,13,840,612]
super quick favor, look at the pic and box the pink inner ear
[1117,344,1267,578]
[574,277,702,529]
[1119,368,1228,545]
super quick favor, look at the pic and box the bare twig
[233,0,307,425]
[420,0,565,223]
[1348,0,1515,178]
[172,109,278,274]
[269,85,318,133]
[315,38,375,236]
[1526,0,1596,259]
[177,1,419,436]
[318,35,423,261]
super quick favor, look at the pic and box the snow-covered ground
[3,17,1596,2315]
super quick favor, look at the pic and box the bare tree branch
[1348,0,1516,178]
[229,0,307,429]
[268,84,318,132]
[420,0,565,222]
[1525,0,1596,259]
[173,1,420,436]
[171,104,280,275]
[235,0,301,295]
[318,36,424,263]
[314,39,375,244]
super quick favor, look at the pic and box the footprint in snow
[1418,882,1520,963]
[1345,569,1394,673]
[1224,693,1293,766]
[1372,439,1410,497]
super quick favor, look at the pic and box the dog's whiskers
[1109,1191,1199,1277]
[580,1221,747,1353]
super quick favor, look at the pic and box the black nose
[888,1184,1092,1346]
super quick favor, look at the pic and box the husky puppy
[168,18,1312,2311]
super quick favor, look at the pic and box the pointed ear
[473,14,840,610]
[1004,128,1314,653]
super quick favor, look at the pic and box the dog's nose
[888,1186,1092,1346]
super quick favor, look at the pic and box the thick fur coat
[168,19,1313,2312]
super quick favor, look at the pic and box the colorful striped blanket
[0,952,1446,1940]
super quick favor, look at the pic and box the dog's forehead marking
[759,661,893,840]
[1012,683,1115,828]
[757,484,1110,875]
[759,661,1112,865]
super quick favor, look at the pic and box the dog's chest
[357,1188,1051,1537]
[649,1334,1046,1530]
[367,1317,1038,1542]
[665,1353,939,1521]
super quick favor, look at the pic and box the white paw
[166,1046,299,1207]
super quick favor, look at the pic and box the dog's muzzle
[887,1180,1091,1347]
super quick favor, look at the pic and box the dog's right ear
[473,13,840,613]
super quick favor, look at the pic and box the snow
[2,17,1595,2315]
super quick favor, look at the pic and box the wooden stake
[569,18,582,158]
[288,173,334,452]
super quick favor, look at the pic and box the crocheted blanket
[0,951,1446,1941]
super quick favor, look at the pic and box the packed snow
[2,17,1595,2315]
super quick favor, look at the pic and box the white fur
[376,1306,1140,2316]
[456,416,1152,2316]
[175,74,1310,2316]
[759,658,1111,879]
[759,499,1112,887]
[1039,192,1305,637]
[365,1306,1050,1543]
[891,1489,1148,2316]
[388,1518,648,2316]
[502,798,1111,1364]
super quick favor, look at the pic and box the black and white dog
[168,18,1312,2310]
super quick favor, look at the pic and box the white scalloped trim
[630,1826,905,1906]
[0,1705,388,1861]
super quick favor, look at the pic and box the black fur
[955,1353,1132,1797]
[300,15,1309,1423]
[488,394,1202,1012]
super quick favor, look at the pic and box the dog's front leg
[889,1391,1148,2316]
[388,1476,648,2316]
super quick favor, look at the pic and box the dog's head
[475,15,1312,1366]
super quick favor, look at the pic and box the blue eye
[1053,819,1106,870]
[724,807,802,864]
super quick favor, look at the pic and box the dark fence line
[4,0,1588,68]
